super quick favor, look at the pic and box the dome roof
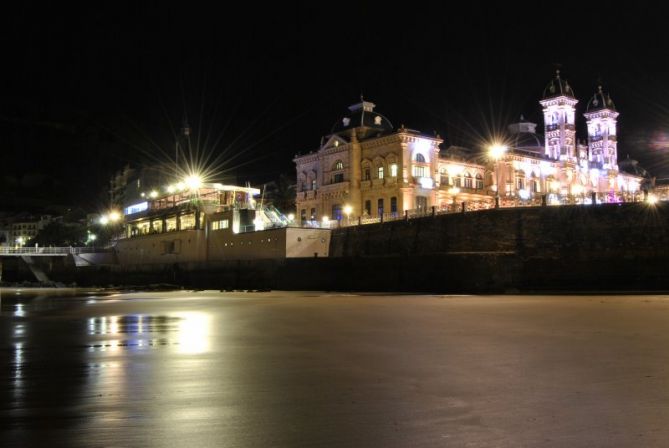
[619,155,650,178]
[513,132,544,149]
[542,70,576,99]
[508,118,544,153]
[586,85,616,112]
[330,100,394,135]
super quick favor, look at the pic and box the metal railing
[0,247,108,256]
[300,193,648,229]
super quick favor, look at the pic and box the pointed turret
[539,70,578,161]
[584,84,619,170]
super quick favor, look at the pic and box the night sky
[2,2,669,213]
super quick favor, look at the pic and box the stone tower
[584,85,619,170]
[539,70,578,162]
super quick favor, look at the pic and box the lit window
[378,166,384,179]
[413,165,426,178]
[475,174,483,189]
[441,172,450,186]
[390,163,398,177]
[311,180,317,190]
[416,196,428,212]
[464,173,473,188]
[334,160,343,170]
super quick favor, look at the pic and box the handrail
[0,247,110,256]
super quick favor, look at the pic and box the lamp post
[448,187,460,212]
[489,144,508,208]
[343,204,353,225]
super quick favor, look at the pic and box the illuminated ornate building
[294,72,644,224]
[293,100,489,224]
[490,72,643,206]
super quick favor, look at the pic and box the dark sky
[2,2,669,212]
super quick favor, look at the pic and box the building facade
[6,215,54,246]
[294,100,490,224]
[294,72,644,224]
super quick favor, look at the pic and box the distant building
[6,215,54,246]
[109,164,173,212]
[294,72,644,224]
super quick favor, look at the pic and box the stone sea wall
[6,202,669,292]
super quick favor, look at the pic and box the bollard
[591,191,597,204]
[461,201,466,213]
[541,194,547,206]
[431,206,436,216]
[404,210,408,221]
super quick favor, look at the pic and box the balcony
[413,177,434,189]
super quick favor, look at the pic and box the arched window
[440,168,450,186]
[332,160,345,183]
[332,204,343,221]
[475,173,483,189]
[362,160,371,181]
[464,172,473,188]
[530,173,539,193]
[415,153,426,163]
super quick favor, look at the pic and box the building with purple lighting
[294,71,645,225]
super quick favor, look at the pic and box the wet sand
[2,289,669,447]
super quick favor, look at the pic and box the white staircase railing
[0,247,108,256]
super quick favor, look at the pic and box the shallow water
[2,289,669,447]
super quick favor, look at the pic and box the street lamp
[343,204,353,224]
[108,211,121,223]
[448,187,460,211]
[489,143,508,208]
